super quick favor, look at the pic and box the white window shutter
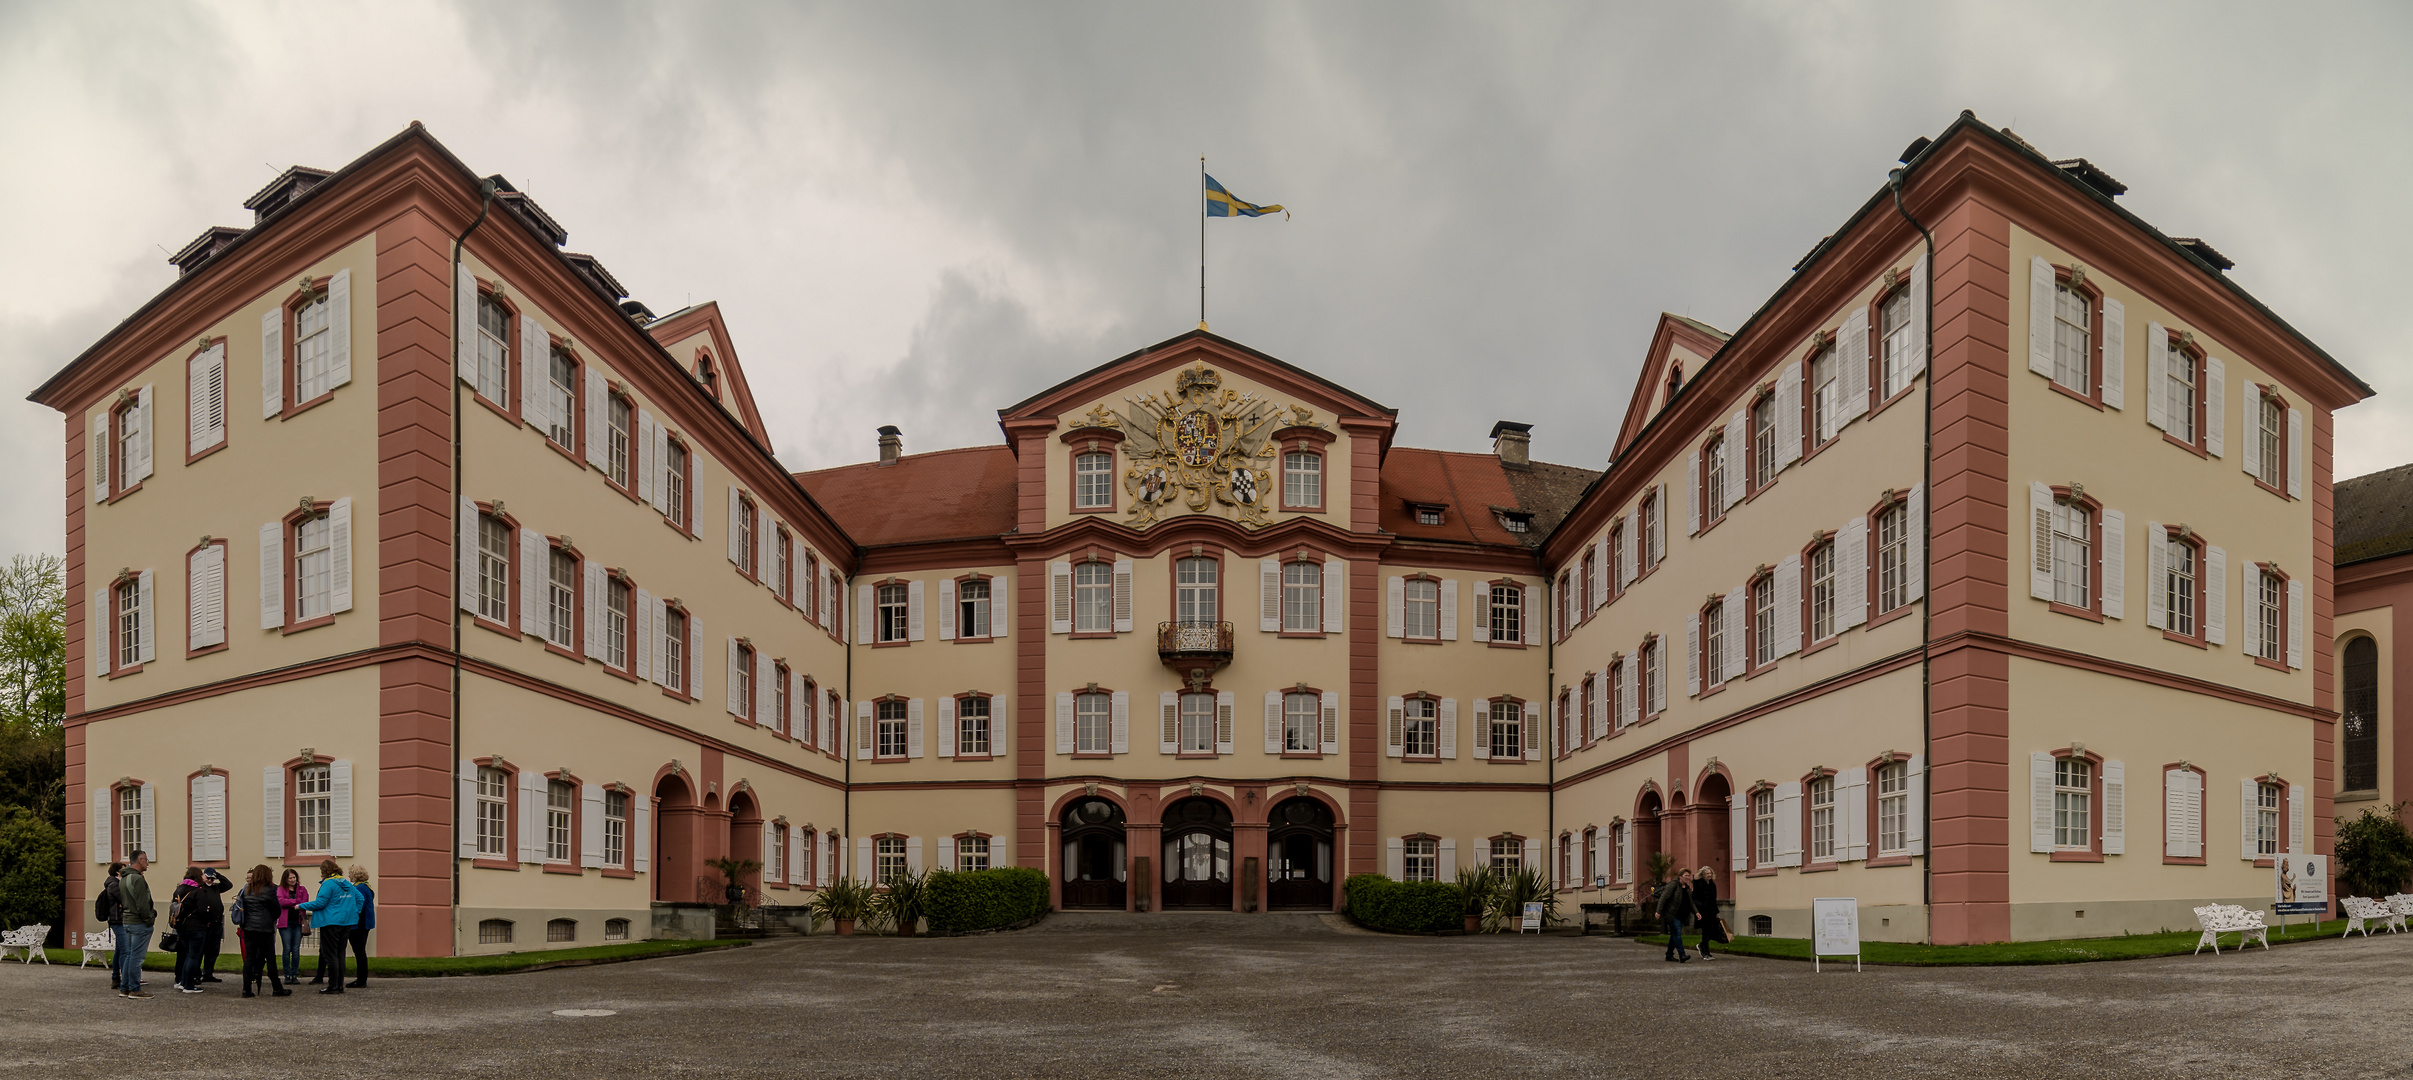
[1385,576,1405,638]
[855,700,873,759]
[1158,690,1177,754]
[1729,793,1750,872]
[1685,450,1700,534]
[855,584,873,645]
[2098,293,2123,410]
[1777,361,1803,469]
[1469,698,1489,760]
[2144,519,2167,630]
[1471,583,1488,643]
[1521,837,1541,876]
[726,487,743,564]
[856,838,872,879]
[1722,410,1746,511]
[634,796,650,873]
[138,782,155,860]
[454,262,476,386]
[1521,583,1539,644]
[2239,778,2259,861]
[2164,769,2190,859]
[2289,784,2306,853]
[135,570,155,663]
[1320,690,1339,755]
[1522,699,1540,760]
[1057,691,1077,755]
[1439,579,1458,641]
[757,652,776,728]
[938,836,956,875]
[1264,690,1283,754]
[636,411,657,507]
[520,311,544,426]
[1049,561,1072,634]
[519,526,544,635]
[190,773,224,863]
[329,758,353,858]
[633,588,654,683]
[1385,696,1404,757]
[1774,782,1803,867]
[1903,483,1924,601]
[2286,407,2304,499]
[2286,578,2305,669]
[1839,307,1871,422]
[1386,838,1405,880]
[129,385,153,484]
[1685,617,1700,697]
[1112,557,1134,633]
[88,414,107,504]
[188,345,224,455]
[907,580,926,641]
[2202,357,2224,455]
[1840,768,1867,861]
[583,562,605,660]
[1620,655,1638,729]
[1325,558,1346,633]
[2241,561,2262,659]
[2101,760,2125,856]
[1438,698,1457,759]
[652,421,672,516]
[1776,554,1802,658]
[2101,509,2125,620]
[580,783,604,868]
[1259,559,1282,632]
[1720,586,1745,684]
[2027,256,2056,378]
[1215,690,1234,754]
[938,577,956,641]
[2145,321,2168,431]
[904,837,922,875]
[584,368,607,468]
[938,696,956,758]
[1905,252,1931,382]
[325,267,353,389]
[789,827,805,884]
[2030,752,2056,853]
[2241,389,2262,480]
[1591,670,1606,739]
[187,544,225,650]
[456,496,478,614]
[1111,690,1130,754]
[759,519,774,590]
[518,769,541,863]
[263,306,285,419]
[907,698,924,758]
[1439,837,1458,878]
[327,497,353,614]
[1838,517,1868,629]
[1906,754,1925,856]
[1592,534,1609,607]
[1619,514,1638,589]
[2027,482,2055,602]
[993,576,1008,639]
[267,765,289,858]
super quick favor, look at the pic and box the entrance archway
[1265,798,1335,910]
[653,772,698,903]
[1634,788,1664,889]
[1694,773,1732,880]
[726,790,762,904]
[1160,797,1234,909]
[1060,797,1127,910]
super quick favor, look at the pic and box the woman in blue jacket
[344,866,375,988]
[294,859,361,994]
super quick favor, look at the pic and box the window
[1283,562,1321,633]
[735,644,756,720]
[737,500,757,578]
[2053,757,2092,850]
[603,918,630,941]
[958,579,992,638]
[1416,505,1444,527]
[117,785,143,861]
[115,399,145,491]
[474,295,510,405]
[478,919,514,945]
[2256,782,2281,858]
[1178,692,1215,754]
[2050,498,2092,609]
[546,779,573,863]
[1283,451,1322,509]
[768,824,786,881]
[475,767,508,858]
[773,662,791,734]
[295,763,332,854]
[876,583,909,643]
[295,290,335,405]
[1608,524,1626,589]
[1703,601,1725,688]
[1637,641,1658,715]
[114,578,143,670]
[1175,557,1218,625]
[1073,562,1113,633]
[1880,286,1916,400]
[1701,435,1726,518]
[2255,569,2283,663]
[1488,700,1521,759]
[1489,584,1523,644]
[1809,541,1836,641]
[286,512,332,622]
[1489,837,1521,874]
[958,836,991,872]
[2164,534,2198,638]
[604,577,630,669]
[1612,824,1628,882]
[1402,698,1437,758]
[2165,341,2199,446]
[2344,638,2379,791]
[1580,552,1596,618]
[875,837,908,885]
[1605,660,1622,731]
[2256,394,2284,489]
[1498,512,1529,534]
[664,440,689,528]
[1284,692,1319,753]
[1403,838,1437,882]
[798,681,818,748]
[542,917,575,943]
[1753,789,1775,867]
[606,393,632,488]
[1809,776,1835,863]
[2051,279,2091,394]
[546,347,577,448]
[545,547,576,648]
[695,355,718,398]
[1808,343,1839,444]
[799,832,818,883]
[1076,691,1111,755]
[476,513,511,624]
[806,554,822,625]
[1877,762,1909,856]
[662,607,687,690]
[1877,502,1909,615]
[876,700,908,758]
[1073,451,1114,509]
[1751,393,1777,486]
[1403,579,1438,639]
[1556,573,1571,637]
[603,789,628,867]
[1639,493,1662,568]
[958,696,992,756]
[1751,575,1776,667]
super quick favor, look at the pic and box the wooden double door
[1266,798,1335,910]
[1160,797,1233,909]
[1061,797,1127,910]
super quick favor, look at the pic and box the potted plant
[809,876,873,935]
[1453,866,1498,934]
[1482,865,1560,934]
[873,867,931,936]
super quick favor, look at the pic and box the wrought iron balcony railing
[1157,620,1235,668]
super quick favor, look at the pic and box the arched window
[478,919,514,945]
[546,918,577,943]
[604,918,631,941]
[2343,636,2378,792]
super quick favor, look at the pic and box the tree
[0,554,64,828]
[2336,804,2413,901]
[0,805,65,934]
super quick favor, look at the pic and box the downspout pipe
[1887,164,1936,927]
[448,178,497,917]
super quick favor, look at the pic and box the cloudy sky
[3,2,2408,559]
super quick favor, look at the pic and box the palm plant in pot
[1453,866,1499,934]
[809,876,874,935]
[1482,865,1560,933]
[872,867,931,936]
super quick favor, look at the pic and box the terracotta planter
[834,918,855,936]
[898,922,918,937]
[1464,915,1481,934]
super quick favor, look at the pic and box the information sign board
[1811,897,1860,972]
[2275,853,2327,917]
[1520,902,1543,932]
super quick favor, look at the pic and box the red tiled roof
[1378,448,1533,548]
[795,445,1017,547]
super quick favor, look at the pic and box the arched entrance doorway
[1160,797,1233,909]
[653,773,698,903]
[1694,774,1732,880]
[1634,789,1663,889]
[1060,797,1127,910]
[1265,798,1335,910]
[725,791,762,905]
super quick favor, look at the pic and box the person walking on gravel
[1656,869,1697,963]
[1692,866,1727,960]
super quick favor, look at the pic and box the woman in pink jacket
[275,869,310,984]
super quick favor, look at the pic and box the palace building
[36,112,2374,954]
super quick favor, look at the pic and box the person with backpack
[275,868,309,983]
[94,862,124,992]
[168,866,228,993]
[294,859,362,993]
[115,851,156,999]
[1655,868,1697,963]
[227,865,290,998]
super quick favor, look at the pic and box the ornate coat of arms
[1105,363,1313,528]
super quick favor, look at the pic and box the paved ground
[5,913,2412,1078]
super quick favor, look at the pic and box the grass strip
[37,938,750,977]
[1633,918,2359,965]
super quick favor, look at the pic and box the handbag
[160,931,181,952]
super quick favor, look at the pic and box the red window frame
[2249,386,2293,500]
[538,340,584,462]
[468,503,521,640]
[2045,486,2107,624]
[951,691,995,759]
[2157,526,2209,648]
[467,283,520,422]
[2160,333,2211,458]
[2041,264,2107,410]
[536,537,585,660]
[469,756,520,872]
[539,769,584,874]
[2048,747,2107,862]
[2251,561,2292,671]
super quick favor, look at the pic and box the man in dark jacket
[115,852,156,999]
[95,863,124,991]
[169,867,229,993]
[1656,869,1697,962]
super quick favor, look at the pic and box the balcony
[1158,620,1235,681]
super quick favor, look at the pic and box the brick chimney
[1489,421,1533,471]
[877,425,902,464]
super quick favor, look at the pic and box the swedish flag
[1205,174,1286,219]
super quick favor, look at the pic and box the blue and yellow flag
[1205,174,1286,219]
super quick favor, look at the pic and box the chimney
[877,425,902,464]
[1488,421,1533,471]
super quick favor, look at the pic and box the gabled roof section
[1000,329,1396,435]
[1379,448,1572,550]
[645,302,772,447]
[795,445,1018,547]
[1610,313,1730,462]
[2337,462,2413,566]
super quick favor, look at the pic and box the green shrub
[923,866,1050,933]
[1345,873,1461,934]
[2337,804,2413,901]
[0,805,63,936]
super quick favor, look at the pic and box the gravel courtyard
[4,913,2409,1079]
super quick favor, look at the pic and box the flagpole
[1199,156,1208,331]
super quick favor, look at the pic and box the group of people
[1649,865,1728,962]
[93,853,376,999]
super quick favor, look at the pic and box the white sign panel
[2275,853,2327,915]
[1812,897,1860,971]
[1520,902,1543,932]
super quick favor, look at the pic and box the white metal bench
[2342,896,2398,937]
[77,930,113,969]
[2383,895,2413,933]
[0,924,49,964]
[2191,905,2268,954]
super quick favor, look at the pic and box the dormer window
[1413,503,1446,527]
[1496,511,1531,534]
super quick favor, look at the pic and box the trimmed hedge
[925,866,1051,933]
[1345,872,1460,934]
